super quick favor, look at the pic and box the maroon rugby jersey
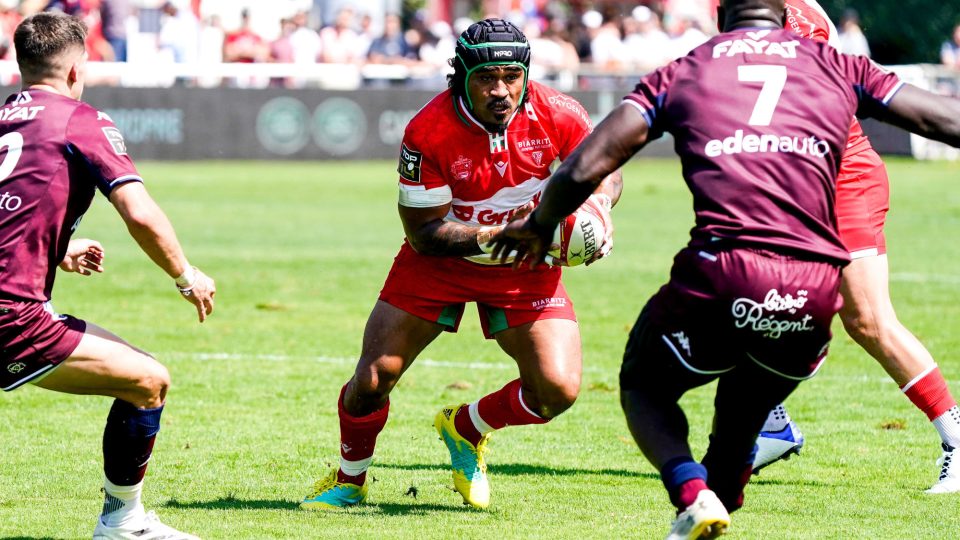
[625,28,903,264]
[0,89,141,301]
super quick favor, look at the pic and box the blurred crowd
[0,1,958,89]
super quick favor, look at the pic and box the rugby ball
[548,210,605,267]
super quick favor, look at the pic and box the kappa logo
[494,161,508,177]
[398,143,422,183]
[732,288,815,339]
[101,127,128,155]
[671,331,692,357]
[7,362,25,374]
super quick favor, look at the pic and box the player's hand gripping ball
[548,209,606,266]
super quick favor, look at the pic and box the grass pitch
[2,158,960,538]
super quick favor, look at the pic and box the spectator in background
[356,11,374,58]
[289,10,321,65]
[418,20,456,69]
[0,0,22,60]
[100,0,130,61]
[624,5,671,72]
[544,17,580,73]
[838,8,870,57]
[223,8,267,63]
[589,9,628,72]
[941,23,960,70]
[320,6,363,64]
[366,12,412,64]
[158,1,199,64]
[668,15,708,59]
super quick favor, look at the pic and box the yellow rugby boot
[434,404,491,508]
[300,469,368,510]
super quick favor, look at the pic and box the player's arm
[399,202,533,257]
[879,85,960,147]
[491,103,649,267]
[109,182,216,322]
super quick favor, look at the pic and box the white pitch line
[164,352,960,384]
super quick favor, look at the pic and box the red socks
[903,367,957,421]
[337,384,389,485]
[454,379,548,446]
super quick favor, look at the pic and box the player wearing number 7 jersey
[752,0,960,495]
[0,12,215,539]
[490,0,960,537]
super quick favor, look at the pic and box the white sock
[932,406,960,449]
[468,401,495,436]
[101,478,145,527]
[339,456,373,479]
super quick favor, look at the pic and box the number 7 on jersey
[738,65,787,126]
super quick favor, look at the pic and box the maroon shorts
[835,147,889,258]
[379,243,576,339]
[0,299,86,391]
[621,247,843,387]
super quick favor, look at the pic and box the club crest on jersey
[450,155,472,181]
[101,127,127,155]
[531,151,544,166]
[398,143,422,183]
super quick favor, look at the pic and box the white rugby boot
[926,444,960,494]
[665,489,730,540]
[93,507,200,540]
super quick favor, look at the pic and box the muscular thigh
[494,318,582,390]
[33,322,164,403]
[355,300,446,380]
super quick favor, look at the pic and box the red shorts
[835,147,889,258]
[0,299,86,391]
[379,243,576,339]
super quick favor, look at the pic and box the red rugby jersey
[396,81,593,264]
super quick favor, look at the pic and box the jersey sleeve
[622,61,679,141]
[833,52,905,118]
[396,126,452,208]
[65,105,141,197]
[542,92,594,160]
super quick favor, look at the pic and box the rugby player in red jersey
[492,0,960,536]
[0,12,215,539]
[300,18,622,510]
[751,0,960,495]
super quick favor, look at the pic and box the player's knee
[352,358,402,400]
[533,378,580,419]
[129,356,170,408]
[839,308,880,345]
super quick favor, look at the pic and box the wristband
[175,266,197,289]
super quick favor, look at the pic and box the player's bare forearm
[535,105,646,227]
[884,85,960,148]
[399,203,487,256]
[109,183,191,278]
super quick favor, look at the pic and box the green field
[2,158,960,539]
